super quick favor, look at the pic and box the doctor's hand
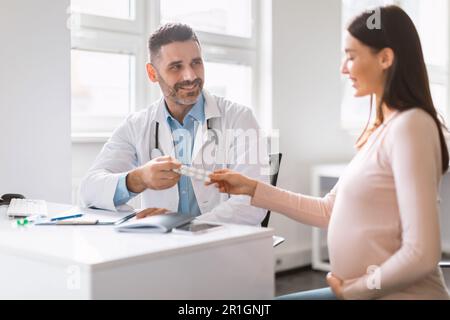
[206,169,258,197]
[126,156,181,193]
[136,207,169,219]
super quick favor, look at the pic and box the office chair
[261,153,282,228]
[439,262,449,291]
[260,153,284,248]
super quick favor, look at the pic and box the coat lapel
[155,99,175,158]
[192,90,221,164]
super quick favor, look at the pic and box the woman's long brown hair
[348,5,449,173]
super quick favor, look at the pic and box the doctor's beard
[157,72,203,106]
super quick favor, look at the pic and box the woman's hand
[136,207,169,219]
[326,272,344,299]
[206,169,258,197]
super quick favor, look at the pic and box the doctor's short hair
[148,23,200,63]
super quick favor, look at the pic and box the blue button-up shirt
[113,95,205,216]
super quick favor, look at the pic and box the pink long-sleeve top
[252,108,449,299]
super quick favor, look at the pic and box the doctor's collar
[164,93,205,125]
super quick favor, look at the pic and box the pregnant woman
[207,5,450,300]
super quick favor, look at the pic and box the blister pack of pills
[173,165,212,183]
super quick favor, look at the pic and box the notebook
[34,208,138,226]
[115,212,196,233]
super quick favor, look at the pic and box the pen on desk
[51,214,83,221]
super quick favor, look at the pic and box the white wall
[0,0,71,203]
[269,0,356,271]
[72,142,103,203]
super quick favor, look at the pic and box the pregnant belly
[327,219,400,280]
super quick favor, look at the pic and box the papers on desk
[34,207,138,226]
[80,207,137,225]
[115,212,195,233]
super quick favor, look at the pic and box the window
[205,61,252,107]
[159,0,258,111]
[71,0,135,20]
[400,0,448,120]
[160,0,253,38]
[71,49,134,117]
[70,0,260,137]
[340,0,449,133]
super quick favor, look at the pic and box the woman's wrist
[246,178,258,197]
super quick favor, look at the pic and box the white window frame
[72,0,144,34]
[71,31,145,133]
[71,0,262,140]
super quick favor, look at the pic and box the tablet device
[172,222,223,235]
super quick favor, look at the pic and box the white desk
[0,203,274,299]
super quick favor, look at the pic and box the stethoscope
[150,119,219,163]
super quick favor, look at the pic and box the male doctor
[80,23,269,225]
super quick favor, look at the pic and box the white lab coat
[79,90,270,225]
